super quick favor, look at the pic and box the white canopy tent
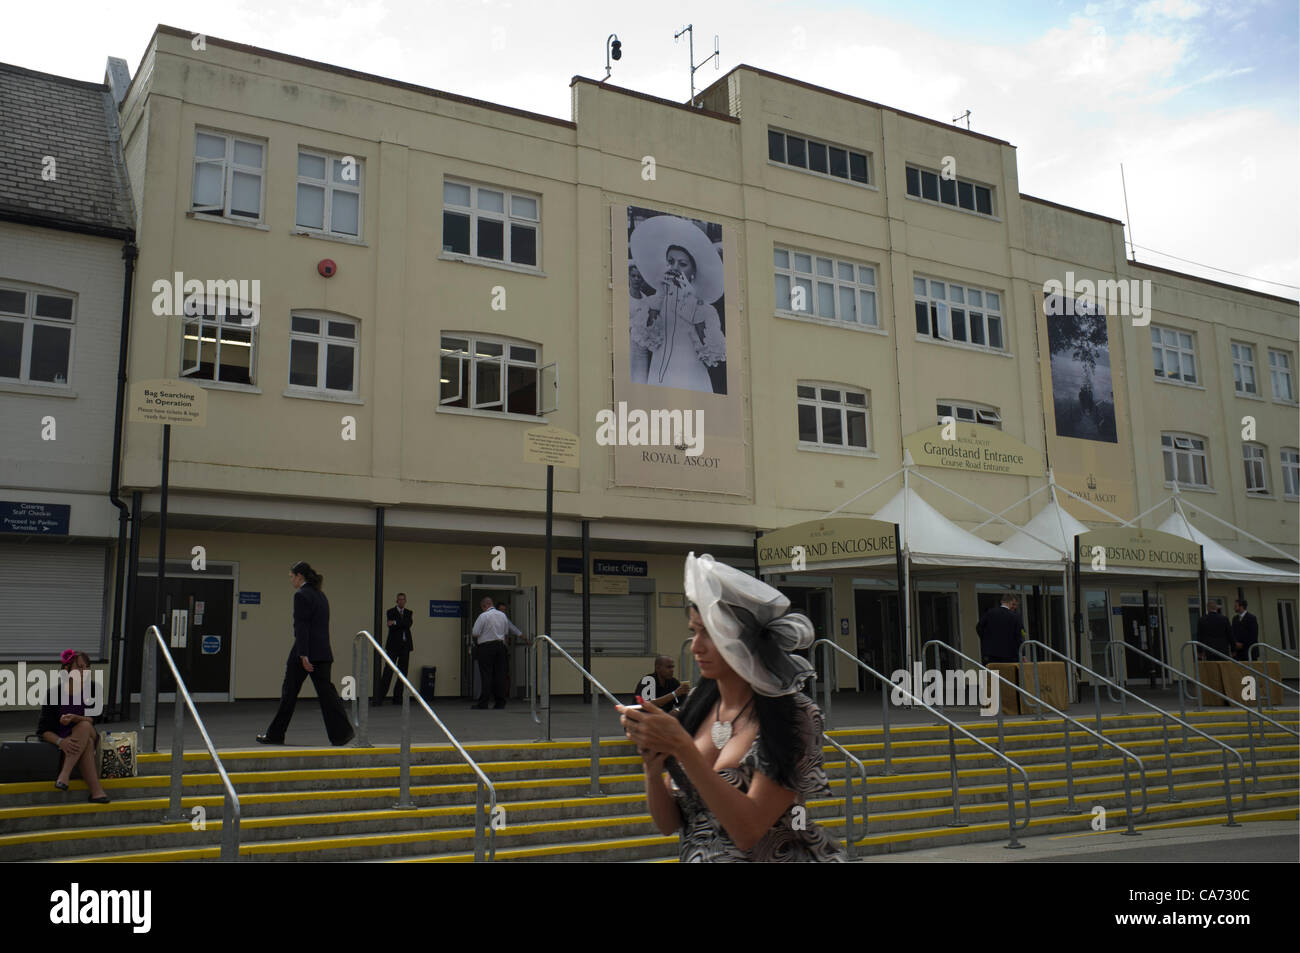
[1156,511,1300,585]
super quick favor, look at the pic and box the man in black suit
[259,561,354,746]
[375,592,414,705]
[1231,599,1259,661]
[976,594,1025,664]
[1195,600,1233,659]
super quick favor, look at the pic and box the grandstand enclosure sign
[758,518,897,569]
[904,424,1043,477]
[129,379,207,427]
[1077,528,1201,571]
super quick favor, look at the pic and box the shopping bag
[99,730,138,778]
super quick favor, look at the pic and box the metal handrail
[1106,640,1298,789]
[1181,640,1298,712]
[530,635,625,797]
[923,640,1150,833]
[142,625,241,861]
[814,639,1032,848]
[679,636,699,686]
[1021,639,1246,825]
[817,727,870,859]
[1250,643,1300,666]
[352,630,497,862]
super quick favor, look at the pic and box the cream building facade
[109,28,1297,704]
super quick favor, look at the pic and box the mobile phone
[619,704,643,712]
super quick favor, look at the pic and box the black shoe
[332,728,355,747]
[471,703,489,710]
[256,733,285,745]
[493,702,507,709]
[54,780,69,792]
[88,794,111,804]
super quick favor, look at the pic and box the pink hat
[60,649,77,664]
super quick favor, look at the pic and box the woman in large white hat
[628,215,726,394]
[619,553,845,862]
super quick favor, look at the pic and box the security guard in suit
[375,593,415,705]
[977,594,1026,664]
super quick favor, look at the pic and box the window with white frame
[1282,448,1299,498]
[914,276,1004,350]
[1150,325,1197,384]
[288,313,359,395]
[773,248,877,327]
[767,129,870,184]
[936,400,1002,429]
[0,284,75,385]
[440,333,554,416]
[442,181,539,267]
[1161,433,1209,487]
[797,383,870,451]
[1243,443,1270,496]
[1268,349,1295,402]
[296,150,362,237]
[191,130,265,221]
[180,296,256,385]
[1231,342,1257,395]
[905,165,994,216]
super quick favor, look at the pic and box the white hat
[684,552,815,697]
[630,214,725,304]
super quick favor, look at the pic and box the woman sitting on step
[619,553,844,862]
[36,650,111,803]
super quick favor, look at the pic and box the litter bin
[420,666,437,702]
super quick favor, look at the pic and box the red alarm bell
[318,259,337,277]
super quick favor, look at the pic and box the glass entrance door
[855,589,901,687]
[130,574,234,698]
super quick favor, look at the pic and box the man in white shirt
[470,596,520,709]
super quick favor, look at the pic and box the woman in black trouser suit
[258,561,355,746]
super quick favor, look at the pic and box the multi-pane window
[296,150,362,237]
[440,334,554,416]
[191,130,265,221]
[442,181,539,267]
[1150,325,1197,384]
[936,400,1002,429]
[1231,342,1257,395]
[797,384,870,450]
[768,130,869,184]
[288,313,359,395]
[773,248,877,327]
[1161,433,1209,487]
[905,165,994,216]
[1282,448,1300,498]
[1268,350,1295,401]
[0,285,75,385]
[180,296,256,385]
[914,277,1003,350]
[1243,443,1269,496]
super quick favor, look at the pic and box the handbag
[0,736,61,782]
[99,730,138,779]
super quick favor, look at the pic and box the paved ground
[864,820,1299,863]
[2,688,1292,750]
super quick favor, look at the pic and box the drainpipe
[106,239,138,720]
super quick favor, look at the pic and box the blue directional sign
[0,501,70,535]
[201,635,221,655]
[430,600,462,618]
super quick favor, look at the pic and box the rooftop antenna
[603,34,622,82]
[952,109,971,130]
[674,24,719,108]
[1120,162,1135,261]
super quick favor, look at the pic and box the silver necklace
[710,697,753,749]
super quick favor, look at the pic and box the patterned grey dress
[665,692,846,862]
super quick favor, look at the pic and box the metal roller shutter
[552,591,649,655]
[0,543,106,659]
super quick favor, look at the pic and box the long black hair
[675,677,800,790]
[291,561,324,590]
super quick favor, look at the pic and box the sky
[3,0,1297,297]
